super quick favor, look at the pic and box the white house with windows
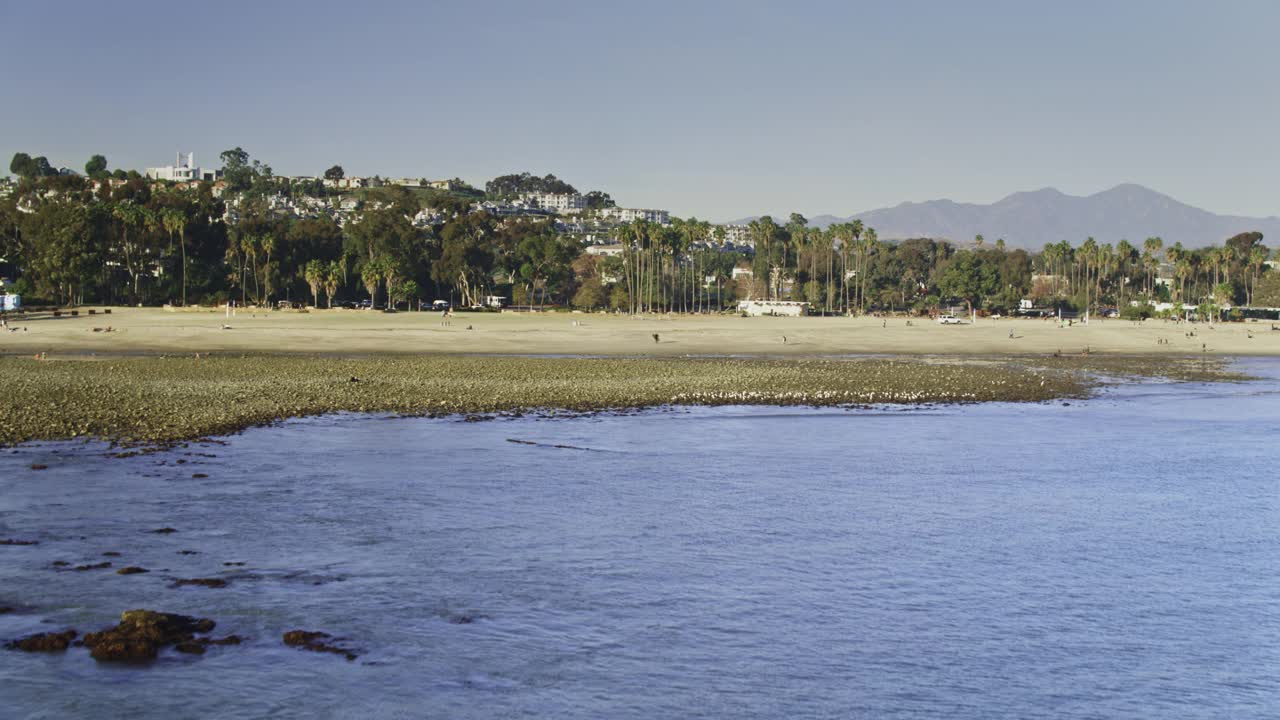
[719,224,752,247]
[520,192,587,212]
[145,152,221,182]
[599,207,670,225]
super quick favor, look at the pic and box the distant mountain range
[725,184,1279,249]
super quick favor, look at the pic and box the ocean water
[2,360,1278,719]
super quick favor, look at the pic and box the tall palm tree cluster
[1036,232,1272,312]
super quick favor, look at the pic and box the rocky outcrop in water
[174,635,242,655]
[282,630,358,661]
[80,610,218,663]
[171,578,227,588]
[7,629,77,652]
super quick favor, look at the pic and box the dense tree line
[3,152,1274,316]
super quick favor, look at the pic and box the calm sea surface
[2,359,1278,719]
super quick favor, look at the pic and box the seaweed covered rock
[282,630,358,661]
[81,610,217,663]
[175,635,243,655]
[171,578,227,588]
[7,629,77,652]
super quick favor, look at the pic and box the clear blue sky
[2,0,1276,221]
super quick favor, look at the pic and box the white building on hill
[520,192,587,212]
[600,207,670,225]
[145,152,221,182]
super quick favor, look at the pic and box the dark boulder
[172,578,227,589]
[81,610,218,663]
[282,630,358,661]
[7,629,77,652]
[116,566,149,575]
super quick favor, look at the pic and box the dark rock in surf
[282,630,358,661]
[81,609,218,663]
[6,629,77,652]
[172,578,227,589]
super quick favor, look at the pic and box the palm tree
[323,261,342,308]
[304,259,325,307]
[161,209,188,306]
[1079,237,1097,312]
[1143,237,1163,296]
[1248,246,1268,305]
[843,220,863,313]
[361,258,382,308]
[859,227,878,312]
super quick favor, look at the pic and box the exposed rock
[172,578,227,589]
[0,607,14,614]
[0,539,39,546]
[148,527,178,534]
[81,610,218,663]
[102,551,121,557]
[191,473,208,479]
[116,566,149,575]
[7,629,77,652]
[282,630,358,661]
[176,550,199,555]
[50,560,70,567]
[74,561,112,571]
[177,634,242,655]
[29,464,48,471]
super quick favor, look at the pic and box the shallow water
[2,360,1279,719]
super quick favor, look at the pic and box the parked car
[936,314,964,325]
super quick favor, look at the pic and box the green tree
[572,277,606,309]
[161,209,189,305]
[939,251,998,314]
[304,259,326,307]
[9,152,34,177]
[324,165,345,182]
[84,155,108,178]
[361,257,383,307]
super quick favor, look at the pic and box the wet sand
[1,307,1276,357]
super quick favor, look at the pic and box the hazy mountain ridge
[726,184,1279,248]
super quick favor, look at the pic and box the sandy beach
[2,307,1277,358]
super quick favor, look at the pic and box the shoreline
[3,307,1280,358]
[0,353,1251,448]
